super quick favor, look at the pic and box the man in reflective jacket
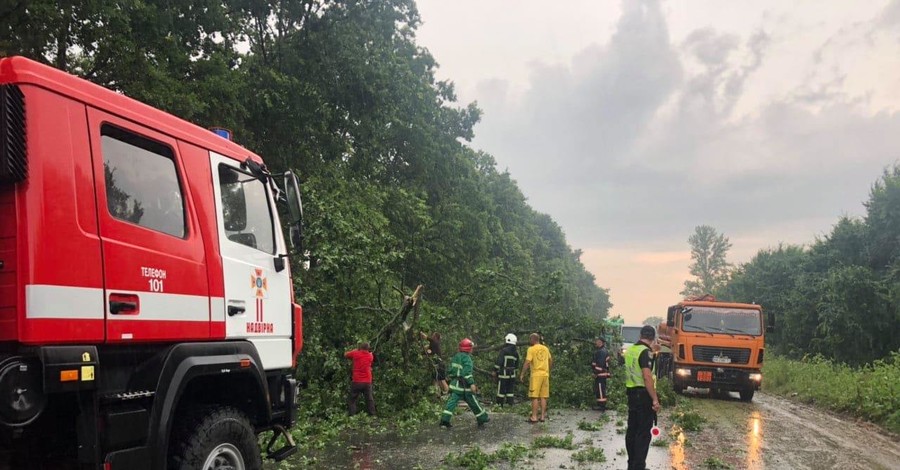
[440,338,489,428]
[624,325,661,470]
[493,333,519,407]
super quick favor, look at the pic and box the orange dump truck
[657,296,773,401]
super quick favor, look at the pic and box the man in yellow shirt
[520,333,552,422]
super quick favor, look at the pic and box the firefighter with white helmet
[493,333,519,407]
[440,338,489,428]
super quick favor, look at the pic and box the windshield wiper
[724,327,754,336]
[706,326,736,338]
[688,326,716,336]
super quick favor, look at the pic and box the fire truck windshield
[682,307,761,336]
[622,326,642,343]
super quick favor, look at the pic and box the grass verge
[762,353,900,434]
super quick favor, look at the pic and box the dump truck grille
[692,346,751,365]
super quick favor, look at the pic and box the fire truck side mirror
[283,171,304,253]
[283,172,303,225]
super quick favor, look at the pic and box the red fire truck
[0,56,304,469]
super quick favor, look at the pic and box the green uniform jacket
[447,352,476,392]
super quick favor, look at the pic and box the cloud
[471,0,900,259]
[879,0,900,28]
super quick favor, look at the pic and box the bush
[571,446,606,463]
[703,456,734,469]
[656,377,679,407]
[445,443,540,469]
[763,353,900,434]
[532,433,576,449]
[672,403,706,432]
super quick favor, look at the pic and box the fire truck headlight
[676,368,691,377]
[749,373,762,382]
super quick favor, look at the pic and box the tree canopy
[682,225,732,297]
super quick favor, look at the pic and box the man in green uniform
[624,325,661,470]
[440,338,489,428]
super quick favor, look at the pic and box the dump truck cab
[658,296,773,401]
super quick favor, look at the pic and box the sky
[414,0,900,324]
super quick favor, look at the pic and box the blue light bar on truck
[210,127,233,140]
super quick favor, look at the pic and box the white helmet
[505,333,517,345]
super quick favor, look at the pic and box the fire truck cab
[0,56,303,469]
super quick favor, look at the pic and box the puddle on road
[745,411,763,470]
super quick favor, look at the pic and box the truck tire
[169,405,262,470]
[673,381,685,394]
[739,388,755,402]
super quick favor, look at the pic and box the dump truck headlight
[676,368,691,377]
[749,373,762,381]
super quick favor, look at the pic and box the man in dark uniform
[624,325,661,470]
[420,331,448,396]
[493,333,519,407]
[591,337,610,411]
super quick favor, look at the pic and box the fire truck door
[210,152,292,370]
[87,109,210,342]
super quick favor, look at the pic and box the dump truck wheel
[739,388,755,402]
[169,405,262,470]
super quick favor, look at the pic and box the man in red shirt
[344,343,376,416]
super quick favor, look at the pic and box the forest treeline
[1,0,611,410]
[720,167,900,365]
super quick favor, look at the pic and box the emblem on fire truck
[250,268,269,299]
[247,268,273,333]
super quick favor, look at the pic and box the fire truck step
[265,424,297,462]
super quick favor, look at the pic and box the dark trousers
[625,387,654,470]
[593,376,608,410]
[348,382,376,416]
[496,376,516,406]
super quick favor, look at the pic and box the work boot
[439,420,451,428]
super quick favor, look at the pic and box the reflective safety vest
[624,343,651,388]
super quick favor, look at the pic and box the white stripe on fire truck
[26,284,225,322]
[104,290,212,322]
[26,284,105,319]
[211,297,226,322]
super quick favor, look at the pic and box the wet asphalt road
[268,391,900,469]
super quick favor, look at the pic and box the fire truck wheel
[169,405,262,470]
